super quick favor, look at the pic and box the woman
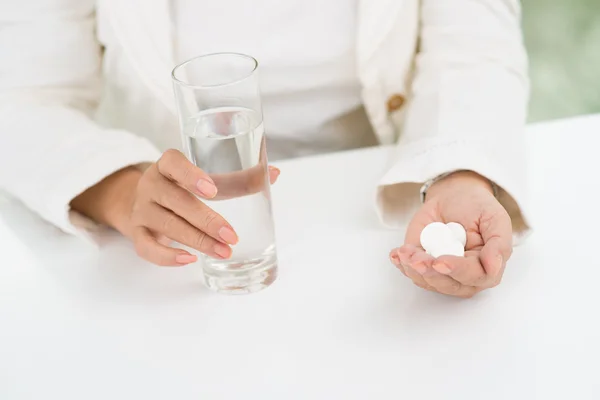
[0,0,530,297]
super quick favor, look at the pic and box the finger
[432,253,490,287]
[396,244,418,264]
[393,246,433,290]
[209,163,270,200]
[395,244,424,274]
[390,249,406,275]
[408,251,440,293]
[269,166,280,184]
[389,248,408,277]
[421,268,465,296]
[206,164,279,200]
[395,245,475,296]
[155,233,173,246]
[448,285,480,299]
[143,202,232,259]
[133,227,198,266]
[156,149,218,199]
[406,247,435,275]
[151,175,238,245]
[409,252,479,297]
[421,270,480,298]
[409,251,461,295]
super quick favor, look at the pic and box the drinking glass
[172,53,277,294]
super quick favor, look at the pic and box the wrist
[71,166,142,237]
[425,170,494,202]
[103,168,141,237]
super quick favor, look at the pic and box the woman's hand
[389,171,513,298]
[71,149,279,266]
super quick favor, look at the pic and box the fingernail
[214,243,231,259]
[197,179,217,198]
[389,250,400,264]
[218,226,238,245]
[175,254,197,265]
[269,166,280,176]
[433,261,452,275]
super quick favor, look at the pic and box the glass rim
[171,52,259,89]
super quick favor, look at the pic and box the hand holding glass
[171,53,278,294]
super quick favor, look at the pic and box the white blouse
[171,0,377,159]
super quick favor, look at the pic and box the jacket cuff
[376,138,532,245]
[21,132,161,242]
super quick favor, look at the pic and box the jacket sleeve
[0,1,161,238]
[376,0,531,242]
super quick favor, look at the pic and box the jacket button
[386,94,405,113]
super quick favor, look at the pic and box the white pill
[446,222,467,248]
[429,239,465,258]
[419,222,456,254]
[420,222,450,253]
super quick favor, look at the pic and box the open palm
[390,172,513,298]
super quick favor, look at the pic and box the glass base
[202,252,278,294]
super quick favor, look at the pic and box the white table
[1,115,600,399]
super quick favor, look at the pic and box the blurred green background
[522,0,600,122]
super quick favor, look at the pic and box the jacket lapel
[105,0,178,114]
[357,0,407,76]
[356,0,409,144]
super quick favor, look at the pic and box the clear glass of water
[172,53,277,294]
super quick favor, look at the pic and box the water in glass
[181,106,277,293]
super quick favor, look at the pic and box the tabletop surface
[1,115,600,399]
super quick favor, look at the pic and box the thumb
[480,237,510,277]
[479,211,513,276]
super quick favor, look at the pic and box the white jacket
[0,0,530,238]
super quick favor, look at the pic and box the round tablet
[446,222,467,248]
[429,239,465,258]
[419,222,456,254]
